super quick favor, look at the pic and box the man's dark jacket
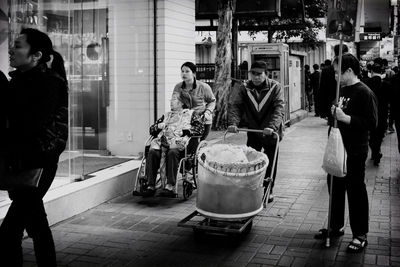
[228,79,285,139]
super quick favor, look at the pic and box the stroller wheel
[183,181,193,200]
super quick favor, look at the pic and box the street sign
[359,32,382,41]
[326,0,358,41]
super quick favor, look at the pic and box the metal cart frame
[178,128,279,236]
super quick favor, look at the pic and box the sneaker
[268,194,274,203]
[388,127,395,134]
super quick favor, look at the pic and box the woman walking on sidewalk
[315,53,378,253]
[0,28,68,266]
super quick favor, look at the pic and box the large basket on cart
[196,144,269,221]
[178,128,279,237]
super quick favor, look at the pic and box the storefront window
[3,0,153,186]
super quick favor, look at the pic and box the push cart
[178,128,279,237]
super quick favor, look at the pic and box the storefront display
[3,0,156,182]
[5,0,111,180]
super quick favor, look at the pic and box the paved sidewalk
[22,116,400,267]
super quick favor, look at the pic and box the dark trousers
[246,132,279,193]
[314,91,320,115]
[146,148,181,187]
[328,152,369,237]
[396,119,400,153]
[0,163,58,267]
[369,129,385,158]
[306,91,313,111]
[369,120,387,158]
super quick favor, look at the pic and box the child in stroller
[141,97,204,197]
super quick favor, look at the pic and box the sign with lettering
[359,32,382,41]
[326,0,358,41]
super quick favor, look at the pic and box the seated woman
[142,97,204,197]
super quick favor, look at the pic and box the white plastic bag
[322,127,347,177]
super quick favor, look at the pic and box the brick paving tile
[18,116,400,266]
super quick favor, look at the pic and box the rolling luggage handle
[224,127,279,206]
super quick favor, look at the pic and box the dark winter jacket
[310,70,321,93]
[364,75,390,131]
[319,65,336,119]
[5,64,68,171]
[390,72,400,119]
[228,79,285,140]
[305,70,312,93]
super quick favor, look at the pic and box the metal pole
[326,24,343,248]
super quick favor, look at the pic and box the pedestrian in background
[310,64,321,116]
[228,61,285,203]
[365,61,390,166]
[381,59,396,134]
[0,28,68,266]
[390,69,400,153]
[315,53,378,253]
[171,61,216,141]
[304,64,313,112]
[319,44,349,123]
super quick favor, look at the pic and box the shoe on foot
[268,194,274,203]
[347,236,368,253]
[165,184,174,191]
[314,228,344,239]
[141,186,155,197]
[159,184,176,198]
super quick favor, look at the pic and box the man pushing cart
[228,60,285,203]
[177,61,284,237]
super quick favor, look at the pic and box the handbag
[322,127,347,177]
[0,168,43,191]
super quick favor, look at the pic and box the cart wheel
[183,181,193,200]
[193,228,205,240]
[243,221,253,235]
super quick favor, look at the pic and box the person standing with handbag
[0,28,68,266]
[314,53,378,253]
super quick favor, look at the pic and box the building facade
[1,0,195,181]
